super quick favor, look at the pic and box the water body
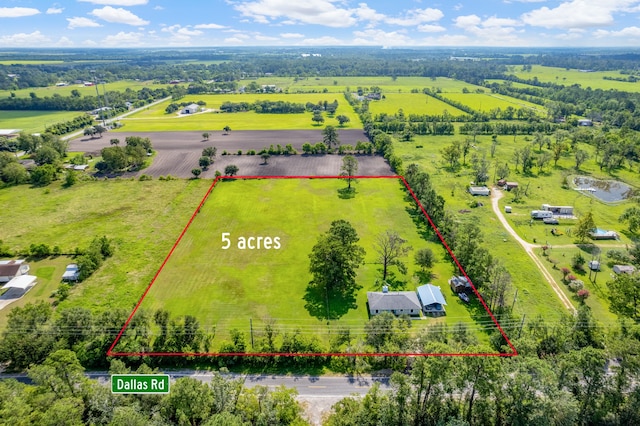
[574,176,635,202]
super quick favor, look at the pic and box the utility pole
[249,318,254,349]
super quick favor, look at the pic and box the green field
[507,65,640,92]
[368,93,466,117]
[392,131,637,324]
[0,80,182,99]
[0,60,65,65]
[441,93,545,113]
[243,76,486,94]
[0,179,213,328]
[0,110,88,134]
[116,93,362,131]
[117,178,492,352]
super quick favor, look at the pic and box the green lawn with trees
[119,178,489,354]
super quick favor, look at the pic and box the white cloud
[154,6,164,10]
[224,37,245,44]
[385,8,444,26]
[417,24,446,33]
[0,7,41,18]
[453,3,464,11]
[194,23,227,29]
[102,31,145,46]
[594,26,640,37]
[354,3,385,23]
[91,6,149,26]
[299,36,343,45]
[79,0,148,5]
[234,0,357,28]
[67,17,103,29]
[162,25,203,36]
[353,29,412,46]
[46,7,64,14]
[55,37,74,47]
[483,16,520,27]
[280,32,305,38]
[255,35,279,41]
[83,39,99,46]
[0,31,49,47]
[521,0,640,29]
[454,14,482,29]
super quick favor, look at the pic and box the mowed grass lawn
[0,110,87,134]
[125,178,491,351]
[117,93,362,131]
[0,179,213,328]
[368,93,466,117]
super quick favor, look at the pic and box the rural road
[1,371,391,425]
[61,96,172,141]
[491,188,576,313]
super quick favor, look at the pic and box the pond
[573,176,635,202]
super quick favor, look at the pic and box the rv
[531,210,553,219]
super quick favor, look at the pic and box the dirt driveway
[70,130,393,177]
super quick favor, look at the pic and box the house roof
[0,264,22,276]
[449,276,471,288]
[367,291,421,312]
[417,284,447,307]
[2,275,37,290]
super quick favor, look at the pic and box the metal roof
[417,284,447,307]
[2,275,37,290]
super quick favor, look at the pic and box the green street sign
[111,374,170,394]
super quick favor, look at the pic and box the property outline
[108,175,518,358]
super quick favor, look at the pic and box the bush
[569,280,584,292]
[566,274,577,282]
[572,252,586,271]
[29,243,52,258]
[577,289,590,301]
[561,267,571,277]
[138,174,152,181]
[237,150,242,155]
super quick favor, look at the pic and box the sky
[1,0,640,48]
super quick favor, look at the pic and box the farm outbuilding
[181,103,200,114]
[542,204,574,215]
[449,276,472,293]
[613,265,635,275]
[0,260,30,283]
[2,275,37,291]
[468,186,490,196]
[416,284,447,316]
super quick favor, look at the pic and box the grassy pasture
[0,80,182,99]
[393,131,637,322]
[0,110,86,134]
[120,178,492,352]
[0,179,213,328]
[116,93,362,131]
[441,93,545,113]
[244,76,486,94]
[507,65,640,92]
[368,93,466,117]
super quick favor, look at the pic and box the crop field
[0,80,183,99]
[0,60,65,65]
[368,93,466,117]
[113,178,494,353]
[507,65,640,92]
[0,179,213,328]
[0,110,87,134]
[243,76,486,94]
[116,93,362,131]
[440,93,546,113]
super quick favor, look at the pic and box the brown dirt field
[70,130,394,177]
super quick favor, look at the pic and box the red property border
[108,175,517,358]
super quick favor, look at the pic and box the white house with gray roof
[367,290,421,317]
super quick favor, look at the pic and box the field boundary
[107,175,517,358]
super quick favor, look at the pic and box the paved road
[1,371,390,425]
[491,189,576,313]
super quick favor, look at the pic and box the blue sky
[1,0,640,48]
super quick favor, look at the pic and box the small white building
[542,204,574,215]
[181,103,200,114]
[613,265,635,275]
[469,186,490,196]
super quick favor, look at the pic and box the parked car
[458,293,470,303]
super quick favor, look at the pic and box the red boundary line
[108,175,517,358]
